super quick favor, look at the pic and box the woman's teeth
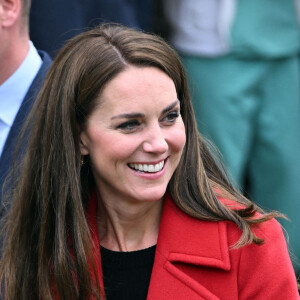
[129,161,164,173]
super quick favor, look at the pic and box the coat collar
[87,192,232,300]
[147,194,232,300]
[156,194,231,270]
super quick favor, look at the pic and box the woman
[0,24,299,299]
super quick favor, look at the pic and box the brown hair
[0,24,283,299]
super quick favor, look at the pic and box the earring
[80,155,84,166]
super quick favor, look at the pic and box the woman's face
[80,66,186,205]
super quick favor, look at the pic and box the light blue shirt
[0,41,42,157]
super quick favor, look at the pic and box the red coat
[86,193,299,300]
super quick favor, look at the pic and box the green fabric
[231,0,300,58]
[182,54,300,273]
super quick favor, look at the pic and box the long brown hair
[0,24,283,299]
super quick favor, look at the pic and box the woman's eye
[117,120,140,131]
[163,111,179,123]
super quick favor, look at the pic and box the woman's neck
[97,194,163,252]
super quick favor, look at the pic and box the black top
[100,245,156,300]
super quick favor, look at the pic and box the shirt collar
[0,41,42,126]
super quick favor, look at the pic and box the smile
[128,160,165,173]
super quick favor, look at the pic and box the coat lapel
[87,192,233,300]
[147,195,231,300]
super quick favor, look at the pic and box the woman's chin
[131,187,167,204]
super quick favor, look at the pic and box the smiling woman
[0,24,299,300]
[79,66,185,210]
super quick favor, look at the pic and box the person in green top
[164,0,300,275]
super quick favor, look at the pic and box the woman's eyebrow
[111,100,179,120]
[111,112,145,120]
[161,100,180,114]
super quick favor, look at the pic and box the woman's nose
[142,125,168,154]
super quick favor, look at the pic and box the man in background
[0,0,52,205]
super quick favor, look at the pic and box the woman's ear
[79,132,90,155]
